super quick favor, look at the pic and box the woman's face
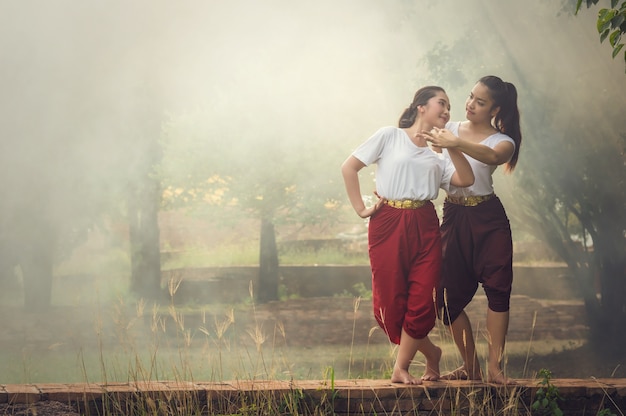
[465,82,499,123]
[422,91,450,129]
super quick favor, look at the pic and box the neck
[467,120,496,133]
[407,120,430,135]
[404,122,429,146]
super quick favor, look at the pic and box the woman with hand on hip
[424,75,522,385]
[341,86,474,385]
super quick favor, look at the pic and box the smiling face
[420,91,450,129]
[465,82,500,124]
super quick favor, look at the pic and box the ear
[490,106,501,118]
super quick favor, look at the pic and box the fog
[0,0,625,383]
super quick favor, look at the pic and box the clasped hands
[419,127,458,149]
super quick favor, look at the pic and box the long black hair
[479,75,522,173]
[398,86,446,128]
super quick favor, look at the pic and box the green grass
[161,243,370,270]
[3,227,618,413]
[162,242,260,269]
[0,290,587,385]
[2,243,585,386]
[0,282,615,415]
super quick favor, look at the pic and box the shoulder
[482,132,516,156]
[377,126,401,135]
[487,132,515,147]
[445,121,462,134]
[368,126,402,141]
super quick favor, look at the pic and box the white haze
[0,0,625,383]
[1,0,623,298]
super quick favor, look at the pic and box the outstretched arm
[424,128,514,166]
[341,155,385,218]
[447,148,474,187]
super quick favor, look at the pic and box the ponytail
[398,86,446,128]
[478,76,522,173]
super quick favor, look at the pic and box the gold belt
[385,199,428,209]
[446,193,495,207]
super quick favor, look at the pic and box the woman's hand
[420,127,459,148]
[342,156,386,218]
[355,191,385,218]
[420,127,515,166]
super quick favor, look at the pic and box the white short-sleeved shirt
[443,121,515,197]
[351,126,455,201]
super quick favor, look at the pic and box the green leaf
[612,0,619,8]
[600,28,611,42]
[612,13,625,28]
[598,9,617,33]
[613,42,624,57]
[609,29,622,46]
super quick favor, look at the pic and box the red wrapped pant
[368,202,440,345]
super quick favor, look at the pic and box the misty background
[0,0,624,383]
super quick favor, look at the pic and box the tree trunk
[20,242,53,312]
[13,212,56,312]
[126,87,164,303]
[257,218,279,303]
[128,180,163,302]
[587,252,626,352]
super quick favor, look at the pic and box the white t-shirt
[443,121,515,197]
[351,126,455,201]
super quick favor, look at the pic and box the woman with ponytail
[341,86,474,384]
[423,75,522,385]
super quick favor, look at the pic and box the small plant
[334,282,372,299]
[319,365,339,414]
[532,368,563,416]
[352,282,372,300]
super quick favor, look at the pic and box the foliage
[531,369,563,416]
[509,5,626,348]
[576,0,626,72]
[335,282,373,300]
[420,0,626,350]
[160,102,348,302]
[161,108,345,229]
[513,87,626,347]
[0,53,145,308]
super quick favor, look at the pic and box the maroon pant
[437,196,513,325]
[368,202,440,345]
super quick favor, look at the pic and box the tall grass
[0,278,615,415]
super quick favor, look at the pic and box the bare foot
[391,367,422,385]
[421,345,441,381]
[441,366,482,381]
[488,370,517,385]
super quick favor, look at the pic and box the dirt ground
[0,401,80,416]
[509,342,626,379]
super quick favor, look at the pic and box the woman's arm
[447,148,475,187]
[341,155,384,218]
[424,128,514,166]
